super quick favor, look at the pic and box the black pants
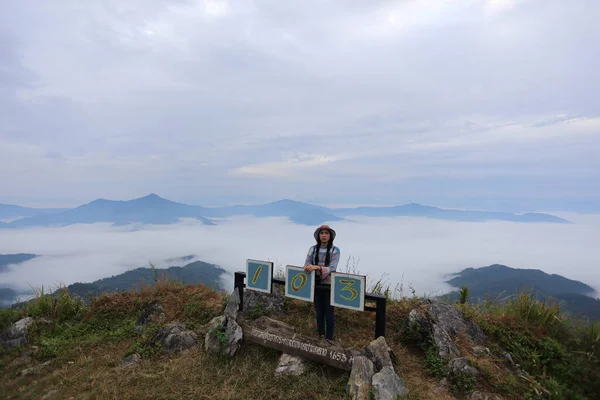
[314,287,335,340]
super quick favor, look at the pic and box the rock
[242,286,285,318]
[135,300,165,333]
[275,353,306,376]
[408,301,486,358]
[251,316,296,336]
[224,318,243,356]
[204,315,243,357]
[351,349,365,358]
[347,355,375,400]
[224,289,240,321]
[372,366,409,400]
[9,346,39,367]
[450,357,480,376]
[41,389,59,399]
[119,353,141,369]
[205,316,227,354]
[470,391,505,400]
[19,360,51,377]
[1,317,35,350]
[502,352,515,365]
[515,366,529,377]
[152,322,198,353]
[365,336,395,372]
[472,346,491,357]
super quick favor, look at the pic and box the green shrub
[458,286,469,305]
[183,294,220,326]
[450,373,475,397]
[0,307,23,330]
[25,285,88,323]
[504,292,564,334]
[424,346,449,378]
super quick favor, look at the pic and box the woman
[304,224,340,340]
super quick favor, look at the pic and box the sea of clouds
[1,213,599,304]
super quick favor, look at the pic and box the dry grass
[1,338,350,399]
[0,282,460,400]
[5,279,596,400]
[277,298,377,349]
[89,277,226,324]
[277,296,457,400]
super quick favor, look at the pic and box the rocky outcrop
[119,353,141,369]
[472,346,491,357]
[407,300,490,397]
[205,290,243,357]
[348,337,409,400]
[18,360,52,377]
[408,300,486,358]
[41,389,59,399]
[275,353,306,376]
[9,345,39,367]
[152,322,198,353]
[450,357,480,377]
[365,336,395,371]
[470,391,505,400]
[242,286,285,318]
[372,366,409,400]
[135,300,165,333]
[1,317,35,350]
[224,289,240,320]
[205,315,243,357]
[347,356,375,400]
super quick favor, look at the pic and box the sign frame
[330,271,366,311]
[245,259,273,294]
[284,265,315,302]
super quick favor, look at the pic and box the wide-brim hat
[314,224,336,241]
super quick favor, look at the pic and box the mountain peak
[269,199,305,205]
[130,193,177,204]
[139,193,162,200]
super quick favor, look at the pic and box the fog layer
[1,215,599,299]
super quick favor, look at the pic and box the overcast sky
[1,0,598,210]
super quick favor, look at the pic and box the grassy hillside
[1,277,598,399]
[65,260,227,301]
[2,259,227,309]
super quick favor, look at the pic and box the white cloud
[1,216,599,304]
[230,153,346,180]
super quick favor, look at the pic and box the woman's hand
[304,263,319,273]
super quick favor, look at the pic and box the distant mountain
[0,254,40,306]
[0,253,38,273]
[165,254,198,264]
[0,203,66,219]
[5,194,215,228]
[65,260,227,300]
[198,199,343,225]
[1,194,571,229]
[289,208,345,226]
[443,264,600,320]
[330,203,569,224]
[0,288,18,307]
